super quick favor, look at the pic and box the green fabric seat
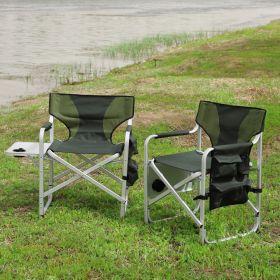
[155,151,211,172]
[49,139,124,155]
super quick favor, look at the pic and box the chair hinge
[193,193,209,200]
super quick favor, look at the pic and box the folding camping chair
[144,101,266,244]
[39,93,137,217]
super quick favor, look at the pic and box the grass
[0,21,280,279]
[103,32,221,61]
[50,62,98,86]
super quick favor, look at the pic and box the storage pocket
[238,154,250,175]
[212,154,242,179]
[127,159,138,186]
[210,180,250,210]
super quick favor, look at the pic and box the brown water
[1,0,280,105]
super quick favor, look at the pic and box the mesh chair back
[49,93,134,143]
[195,101,266,146]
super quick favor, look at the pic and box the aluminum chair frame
[144,124,263,244]
[39,115,133,217]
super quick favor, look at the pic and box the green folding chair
[39,93,137,217]
[144,101,266,244]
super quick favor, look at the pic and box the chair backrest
[49,93,134,142]
[195,101,266,146]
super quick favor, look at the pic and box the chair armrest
[155,130,189,139]
[39,118,54,156]
[41,122,53,132]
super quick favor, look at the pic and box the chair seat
[155,150,211,172]
[49,139,124,155]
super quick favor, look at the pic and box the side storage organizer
[147,162,191,201]
[209,142,253,210]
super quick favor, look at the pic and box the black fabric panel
[127,133,138,186]
[152,179,166,192]
[155,151,211,172]
[41,122,52,131]
[127,159,138,186]
[209,142,253,210]
[195,101,266,146]
[49,139,124,155]
[155,130,189,139]
[69,94,113,142]
[216,105,249,145]
[49,93,135,155]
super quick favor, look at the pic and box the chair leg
[120,181,128,218]
[39,153,45,216]
[198,179,206,244]
[46,158,54,211]
[144,161,149,224]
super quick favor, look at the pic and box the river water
[0,0,280,105]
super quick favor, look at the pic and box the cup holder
[13,148,26,153]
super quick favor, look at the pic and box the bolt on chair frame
[144,124,263,244]
[39,115,133,218]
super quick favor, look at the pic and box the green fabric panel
[69,94,112,143]
[238,109,266,142]
[213,142,253,154]
[48,93,135,155]
[196,101,266,146]
[49,93,80,138]
[216,105,249,145]
[214,154,242,164]
[49,139,124,155]
[196,102,220,145]
[49,93,134,144]
[103,97,134,140]
[155,151,211,172]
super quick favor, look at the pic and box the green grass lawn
[0,21,280,279]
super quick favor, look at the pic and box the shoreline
[0,7,279,106]
[1,18,279,110]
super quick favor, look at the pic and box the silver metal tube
[48,150,125,202]
[144,134,158,223]
[122,118,133,178]
[49,115,54,143]
[150,160,202,227]
[78,155,124,184]
[99,167,123,184]
[120,118,133,218]
[54,155,102,181]
[247,200,259,214]
[190,124,199,134]
[44,153,120,197]
[205,218,260,244]
[198,126,202,151]
[199,147,214,244]
[256,133,263,227]
[143,125,199,224]
[39,127,46,216]
[252,133,261,145]
[148,172,201,206]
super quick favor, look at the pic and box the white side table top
[5,142,51,157]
